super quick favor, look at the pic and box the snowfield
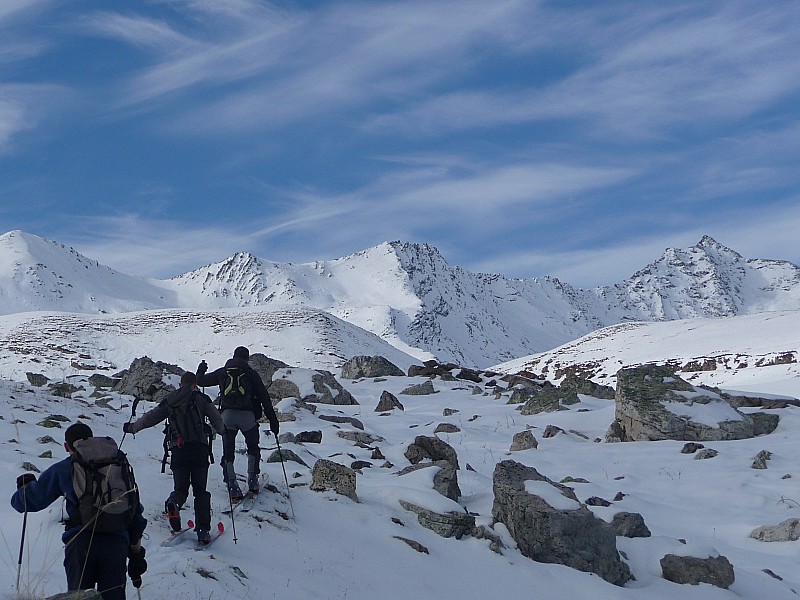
[0,310,798,600]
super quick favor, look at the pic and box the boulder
[405,435,459,469]
[434,423,460,434]
[319,415,364,430]
[310,459,357,501]
[375,390,404,412]
[608,365,770,442]
[341,356,404,379]
[267,448,308,467]
[248,354,290,386]
[398,461,461,501]
[660,554,735,588]
[113,356,180,403]
[269,368,358,405]
[750,518,800,542]
[295,430,323,444]
[47,382,82,398]
[751,450,772,469]
[26,372,49,387]
[510,430,538,451]
[611,512,651,538]
[337,431,383,446]
[558,375,616,399]
[400,380,437,396]
[491,460,631,586]
[399,500,475,539]
[88,374,118,389]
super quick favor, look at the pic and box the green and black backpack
[219,367,254,412]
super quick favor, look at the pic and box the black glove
[127,546,147,588]
[270,420,279,436]
[16,473,36,489]
[123,422,134,434]
[196,360,208,377]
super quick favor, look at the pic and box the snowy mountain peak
[2,231,800,368]
[0,231,174,314]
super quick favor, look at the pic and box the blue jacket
[10,455,147,545]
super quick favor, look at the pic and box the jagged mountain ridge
[1,230,799,368]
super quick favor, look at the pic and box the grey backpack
[71,437,138,532]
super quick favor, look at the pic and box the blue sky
[1,0,798,287]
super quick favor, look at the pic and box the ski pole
[273,436,295,520]
[16,509,28,592]
[226,483,238,544]
[119,397,141,451]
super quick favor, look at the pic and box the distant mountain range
[2,230,799,368]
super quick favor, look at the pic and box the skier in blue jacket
[10,422,147,600]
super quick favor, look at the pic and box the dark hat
[233,346,250,360]
[65,422,93,451]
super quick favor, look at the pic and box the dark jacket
[197,357,279,430]
[10,454,147,545]
[129,386,225,448]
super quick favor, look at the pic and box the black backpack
[166,388,209,447]
[219,367,255,412]
[161,389,215,472]
[71,437,139,533]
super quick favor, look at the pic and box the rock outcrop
[491,460,631,586]
[606,365,778,442]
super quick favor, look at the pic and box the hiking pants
[221,409,260,484]
[169,442,212,531]
[64,530,128,600]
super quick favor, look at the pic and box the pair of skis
[161,519,225,550]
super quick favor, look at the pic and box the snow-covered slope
[495,309,800,397]
[0,306,421,382]
[2,310,800,600]
[2,230,800,368]
[0,230,175,313]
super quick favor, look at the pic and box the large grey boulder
[113,356,180,403]
[607,365,774,442]
[310,459,357,501]
[660,554,735,588]
[341,356,404,379]
[491,460,631,586]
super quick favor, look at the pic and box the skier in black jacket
[196,346,279,500]
[123,371,225,544]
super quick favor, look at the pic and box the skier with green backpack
[123,371,225,544]
[196,346,280,501]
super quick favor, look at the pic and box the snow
[0,313,798,600]
[524,481,581,510]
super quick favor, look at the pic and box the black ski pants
[169,442,212,531]
[64,530,128,599]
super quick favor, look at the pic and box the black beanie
[233,346,250,360]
